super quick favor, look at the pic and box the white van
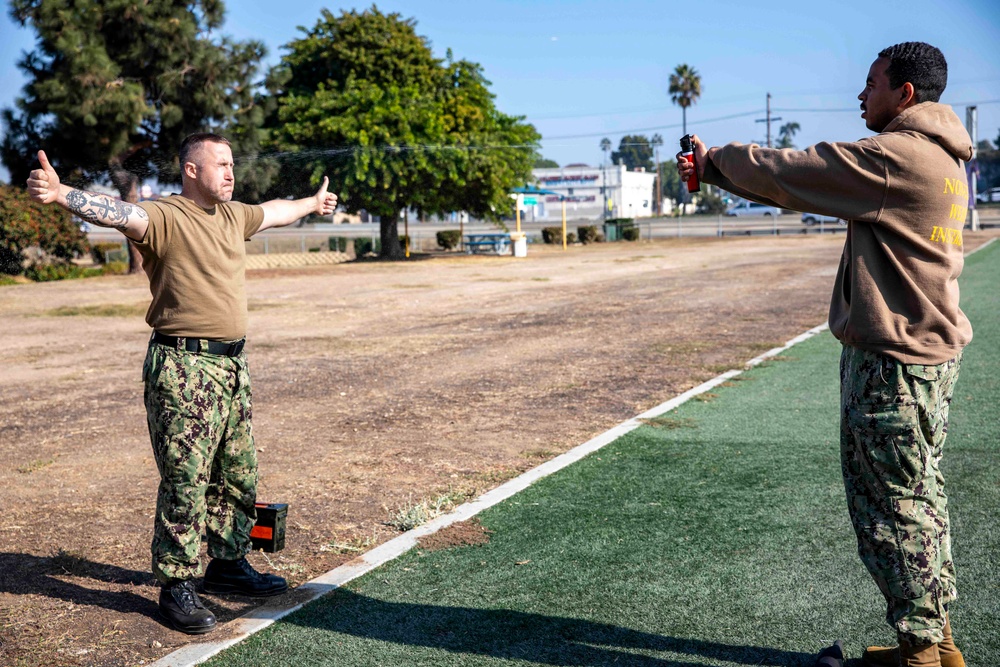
[801,212,845,226]
[725,200,782,217]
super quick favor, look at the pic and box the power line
[542,110,764,141]
[774,107,857,113]
[539,97,1000,143]
[523,88,1000,124]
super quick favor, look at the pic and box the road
[88,208,1000,252]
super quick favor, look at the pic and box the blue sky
[1,0,998,183]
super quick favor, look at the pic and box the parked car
[977,187,1000,203]
[725,200,782,217]
[801,212,845,226]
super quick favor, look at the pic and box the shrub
[566,232,577,244]
[436,229,462,250]
[541,227,564,244]
[0,184,88,274]
[353,237,382,257]
[696,189,728,214]
[328,236,348,253]
[25,264,92,282]
[577,225,599,244]
[101,261,129,275]
[622,226,641,241]
[91,241,127,264]
[21,259,127,282]
[354,236,410,256]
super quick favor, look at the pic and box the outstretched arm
[26,150,149,241]
[257,176,339,232]
[678,134,888,223]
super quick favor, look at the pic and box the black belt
[151,332,245,357]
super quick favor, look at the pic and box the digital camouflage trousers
[143,341,258,584]
[840,344,962,645]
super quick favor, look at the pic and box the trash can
[510,232,527,257]
[603,221,620,241]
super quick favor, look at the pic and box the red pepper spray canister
[680,134,700,193]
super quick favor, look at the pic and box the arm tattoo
[65,188,148,232]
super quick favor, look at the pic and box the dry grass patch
[640,416,698,430]
[16,458,55,474]
[44,303,148,318]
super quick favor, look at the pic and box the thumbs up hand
[313,176,338,216]
[27,150,62,205]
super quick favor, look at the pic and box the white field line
[150,320,832,667]
[968,236,997,255]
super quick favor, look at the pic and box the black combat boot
[158,580,217,634]
[203,557,288,597]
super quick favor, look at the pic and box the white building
[527,164,657,222]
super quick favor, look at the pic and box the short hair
[878,42,948,103]
[179,133,231,167]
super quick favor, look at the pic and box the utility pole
[602,160,608,221]
[651,133,663,217]
[600,138,611,221]
[755,92,782,148]
[655,145,661,216]
[967,106,980,231]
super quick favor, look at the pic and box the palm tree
[777,121,801,149]
[669,64,702,136]
[600,137,611,164]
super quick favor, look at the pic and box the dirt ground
[1,232,995,666]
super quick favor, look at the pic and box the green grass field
[204,241,999,667]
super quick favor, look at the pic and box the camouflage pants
[143,340,258,584]
[840,345,962,644]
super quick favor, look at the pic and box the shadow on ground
[279,588,843,667]
[0,551,258,626]
[0,551,159,620]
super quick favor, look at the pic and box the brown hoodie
[702,101,973,365]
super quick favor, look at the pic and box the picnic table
[464,233,511,255]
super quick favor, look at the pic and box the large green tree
[668,64,701,137]
[269,7,539,259]
[657,159,681,205]
[610,134,654,172]
[1,0,269,270]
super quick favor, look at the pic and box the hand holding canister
[680,135,700,193]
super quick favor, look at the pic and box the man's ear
[183,161,198,180]
[898,81,917,109]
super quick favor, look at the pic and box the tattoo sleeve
[65,188,148,232]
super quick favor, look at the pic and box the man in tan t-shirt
[27,133,338,635]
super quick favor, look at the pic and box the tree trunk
[379,211,405,260]
[109,166,143,274]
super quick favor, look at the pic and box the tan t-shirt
[135,195,264,340]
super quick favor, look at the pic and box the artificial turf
[204,240,999,667]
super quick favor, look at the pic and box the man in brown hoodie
[678,43,973,667]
